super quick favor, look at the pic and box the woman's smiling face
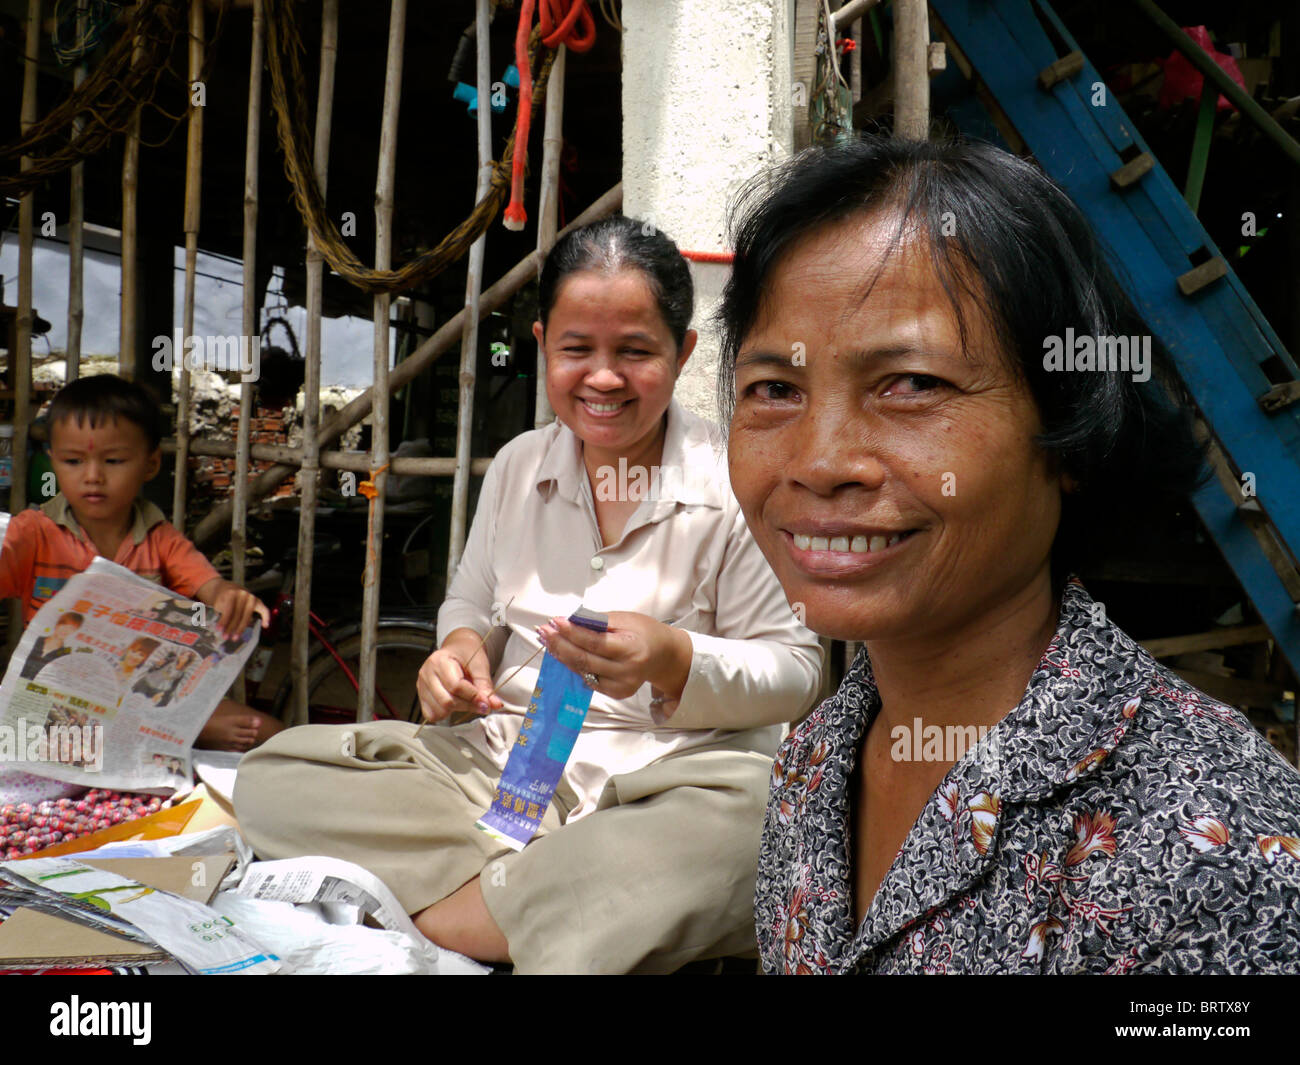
[727,213,1064,644]
[536,269,693,462]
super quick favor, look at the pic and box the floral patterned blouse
[756,579,1300,974]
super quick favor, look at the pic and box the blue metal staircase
[927,0,1300,680]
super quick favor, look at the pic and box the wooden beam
[1171,668,1287,710]
[1141,624,1273,659]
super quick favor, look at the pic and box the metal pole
[192,184,624,548]
[291,0,338,725]
[358,0,407,721]
[174,0,205,527]
[533,44,565,430]
[447,0,494,584]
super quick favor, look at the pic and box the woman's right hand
[415,631,504,724]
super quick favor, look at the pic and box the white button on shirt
[437,399,824,820]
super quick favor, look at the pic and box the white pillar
[622,0,793,424]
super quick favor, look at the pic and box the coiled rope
[264,0,557,295]
[0,0,198,197]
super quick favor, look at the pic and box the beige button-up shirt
[438,400,823,819]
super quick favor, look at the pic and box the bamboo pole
[447,0,493,584]
[181,437,491,475]
[120,28,144,378]
[533,44,565,430]
[13,0,39,516]
[831,0,882,29]
[192,183,624,548]
[231,0,266,702]
[174,0,205,527]
[893,0,929,140]
[357,0,407,721]
[291,0,339,726]
[66,0,89,381]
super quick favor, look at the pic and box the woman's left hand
[536,611,693,705]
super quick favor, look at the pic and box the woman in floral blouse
[718,135,1300,974]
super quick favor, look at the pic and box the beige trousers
[232,720,774,974]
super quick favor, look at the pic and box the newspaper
[0,550,258,792]
[0,856,280,974]
[233,855,490,974]
[237,856,428,941]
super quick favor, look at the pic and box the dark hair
[56,612,84,627]
[47,374,164,451]
[715,135,1207,572]
[538,216,694,347]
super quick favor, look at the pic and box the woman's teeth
[793,532,904,553]
[584,400,623,412]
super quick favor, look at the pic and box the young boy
[0,374,282,751]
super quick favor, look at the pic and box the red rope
[504,1,596,231]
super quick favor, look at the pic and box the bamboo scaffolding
[893,0,929,139]
[174,0,206,527]
[290,0,339,725]
[447,0,494,584]
[831,0,882,28]
[181,438,491,475]
[120,29,144,377]
[534,44,565,430]
[66,0,89,381]
[13,0,39,516]
[192,183,623,548]
[357,0,407,721]
[231,0,265,702]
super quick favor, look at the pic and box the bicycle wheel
[279,625,436,727]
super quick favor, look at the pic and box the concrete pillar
[622,0,793,424]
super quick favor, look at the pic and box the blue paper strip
[475,607,609,851]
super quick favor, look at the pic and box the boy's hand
[201,579,271,639]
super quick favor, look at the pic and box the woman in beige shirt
[234,217,822,973]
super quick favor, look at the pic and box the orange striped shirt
[0,495,219,625]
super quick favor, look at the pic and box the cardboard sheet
[0,853,233,968]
